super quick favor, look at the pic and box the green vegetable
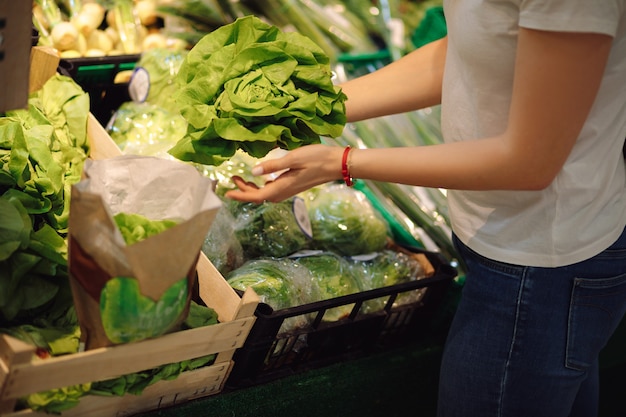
[0,74,89,325]
[100,276,188,344]
[113,212,178,245]
[304,184,390,256]
[135,48,189,113]
[229,198,310,259]
[294,252,361,321]
[227,259,297,310]
[108,102,188,160]
[348,249,426,313]
[170,15,347,166]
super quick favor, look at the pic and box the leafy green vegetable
[107,102,188,159]
[0,74,89,325]
[170,15,347,165]
[100,276,188,344]
[113,212,179,245]
[103,212,184,344]
[136,48,189,113]
[304,184,390,256]
[348,249,426,313]
[294,252,361,321]
[227,259,297,310]
[229,198,311,259]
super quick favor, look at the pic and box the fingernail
[251,165,264,176]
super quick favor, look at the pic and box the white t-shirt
[441,0,626,267]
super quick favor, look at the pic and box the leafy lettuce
[169,15,347,165]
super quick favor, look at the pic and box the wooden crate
[0,112,260,416]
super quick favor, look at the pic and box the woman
[226,2,626,416]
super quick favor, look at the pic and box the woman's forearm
[340,37,447,122]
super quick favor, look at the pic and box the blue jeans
[438,230,626,417]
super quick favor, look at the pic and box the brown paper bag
[68,155,222,350]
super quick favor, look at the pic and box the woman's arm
[341,37,447,122]
[226,28,613,203]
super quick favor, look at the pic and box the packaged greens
[348,249,427,314]
[227,257,317,333]
[292,251,361,322]
[201,203,245,276]
[303,183,390,256]
[107,101,187,160]
[135,48,189,113]
[228,197,312,260]
[169,15,347,166]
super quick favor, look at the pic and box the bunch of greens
[100,276,188,344]
[0,74,89,325]
[227,257,316,332]
[303,184,390,256]
[228,198,311,259]
[135,48,189,113]
[227,258,314,311]
[348,249,426,313]
[102,213,185,344]
[201,204,245,276]
[169,15,347,166]
[113,212,179,245]
[293,252,361,321]
[107,102,188,160]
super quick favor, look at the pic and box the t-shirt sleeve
[519,0,625,37]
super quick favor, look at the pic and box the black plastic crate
[227,248,457,388]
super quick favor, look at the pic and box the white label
[292,196,313,239]
[128,67,150,103]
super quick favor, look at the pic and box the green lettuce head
[170,15,347,166]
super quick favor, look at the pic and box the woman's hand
[225,144,345,203]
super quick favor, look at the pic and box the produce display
[0,75,223,413]
[2,1,457,413]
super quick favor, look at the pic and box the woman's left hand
[225,144,345,203]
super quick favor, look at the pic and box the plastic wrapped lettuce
[135,48,188,113]
[303,183,390,256]
[107,101,187,160]
[226,258,318,333]
[348,249,427,314]
[201,203,245,276]
[292,251,361,322]
[228,197,312,259]
[170,15,347,166]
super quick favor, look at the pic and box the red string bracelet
[341,146,354,187]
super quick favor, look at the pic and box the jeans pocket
[566,273,626,370]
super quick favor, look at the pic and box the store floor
[138,336,625,417]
